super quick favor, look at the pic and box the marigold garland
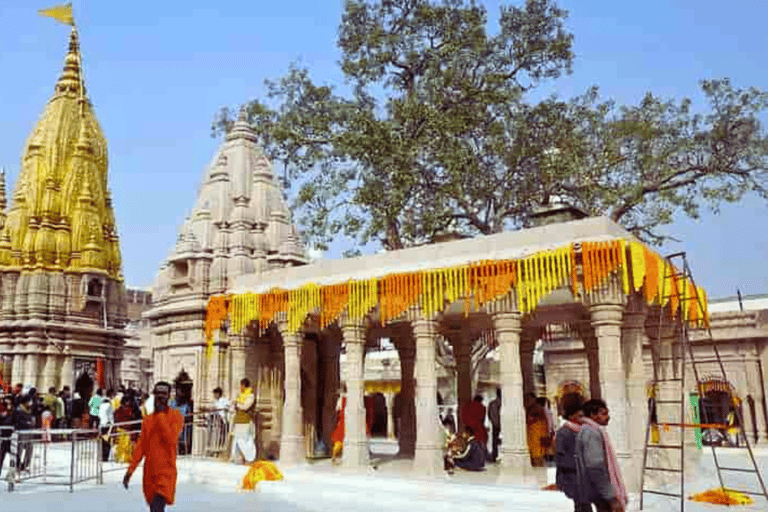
[205,238,709,337]
[205,295,229,360]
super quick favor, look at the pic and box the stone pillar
[622,301,648,493]
[341,320,367,467]
[61,350,74,390]
[412,317,441,474]
[746,345,767,444]
[11,346,24,385]
[41,350,58,392]
[453,332,472,429]
[397,337,416,457]
[0,344,12,386]
[229,334,247,400]
[755,340,768,443]
[25,350,40,389]
[279,326,304,465]
[385,392,395,439]
[590,303,629,457]
[492,311,530,471]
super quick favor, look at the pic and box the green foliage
[212,0,768,251]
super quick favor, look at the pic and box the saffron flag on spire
[39,3,74,26]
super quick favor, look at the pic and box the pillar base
[342,439,369,468]
[279,433,306,466]
[412,443,442,476]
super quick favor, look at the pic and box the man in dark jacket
[14,394,35,473]
[555,399,590,512]
[0,396,15,477]
[574,399,626,512]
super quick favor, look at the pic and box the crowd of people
[0,382,167,478]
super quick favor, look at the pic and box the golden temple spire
[0,17,121,279]
[0,167,6,212]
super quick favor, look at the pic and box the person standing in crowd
[99,389,116,461]
[461,395,488,455]
[331,383,347,464]
[124,382,184,512]
[42,387,58,422]
[0,396,14,478]
[169,387,192,455]
[556,399,589,512]
[60,386,73,428]
[14,394,35,474]
[89,388,104,428]
[538,396,557,463]
[11,383,23,406]
[211,387,229,450]
[525,392,548,467]
[488,388,501,463]
[574,399,627,512]
[231,378,256,464]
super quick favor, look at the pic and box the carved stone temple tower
[0,28,128,392]
[148,107,306,406]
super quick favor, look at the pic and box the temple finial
[0,166,6,211]
[55,27,85,98]
[238,104,247,122]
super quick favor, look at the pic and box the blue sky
[0,0,766,299]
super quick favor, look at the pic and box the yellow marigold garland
[204,238,708,338]
[205,295,230,360]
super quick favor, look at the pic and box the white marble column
[25,350,39,389]
[622,301,648,493]
[229,334,247,400]
[385,392,395,439]
[413,317,441,474]
[41,350,58,392]
[397,338,416,457]
[61,350,74,390]
[493,311,529,471]
[279,326,304,465]
[746,348,767,444]
[590,303,629,457]
[11,345,24,385]
[341,320,367,467]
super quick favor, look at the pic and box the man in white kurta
[230,378,256,464]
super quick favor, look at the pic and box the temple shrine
[0,26,128,392]
[202,211,714,489]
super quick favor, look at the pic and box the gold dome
[0,27,121,279]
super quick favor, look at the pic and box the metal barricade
[3,409,241,493]
[5,428,101,492]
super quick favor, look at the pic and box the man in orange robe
[123,382,184,512]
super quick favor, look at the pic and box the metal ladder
[639,252,768,511]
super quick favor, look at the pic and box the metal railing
[3,428,101,492]
[3,408,238,493]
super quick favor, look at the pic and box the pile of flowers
[241,460,283,491]
[689,487,754,506]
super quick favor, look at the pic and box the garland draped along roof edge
[204,238,709,351]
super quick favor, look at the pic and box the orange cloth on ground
[331,397,346,444]
[128,408,184,505]
[461,401,488,445]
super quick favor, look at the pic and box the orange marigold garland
[205,295,230,360]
